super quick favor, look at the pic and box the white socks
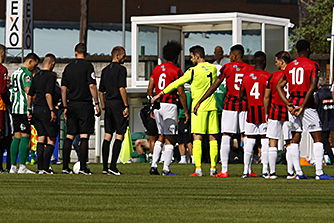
[261,138,269,174]
[151,141,163,168]
[163,145,174,172]
[314,142,324,175]
[180,155,187,163]
[286,146,294,175]
[289,143,303,175]
[243,138,255,174]
[220,135,231,173]
[269,147,278,174]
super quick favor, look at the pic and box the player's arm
[147,78,154,97]
[89,84,101,117]
[294,76,317,116]
[177,85,190,123]
[263,88,271,120]
[277,77,294,114]
[151,69,191,103]
[45,76,57,122]
[119,67,129,118]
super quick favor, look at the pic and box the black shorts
[32,106,59,138]
[177,118,192,144]
[67,102,95,135]
[12,114,30,134]
[104,100,128,135]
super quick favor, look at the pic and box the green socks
[19,137,30,165]
[10,138,20,165]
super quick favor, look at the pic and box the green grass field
[1,163,334,223]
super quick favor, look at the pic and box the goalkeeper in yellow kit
[151,45,219,176]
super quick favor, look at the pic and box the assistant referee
[99,46,129,175]
[61,43,101,175]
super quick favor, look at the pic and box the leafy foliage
[291,0,334,54]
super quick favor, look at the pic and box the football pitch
[1,164,334,223]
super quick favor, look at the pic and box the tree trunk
[79,0,88,44]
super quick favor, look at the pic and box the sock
[261,138,269,174]
[163,144,174,172]
[289,143,303,175]
[193,140,202,169]
[151,141,163,168]
[62,138,73,170]
[160,150,165,162]
[5,137,12,170]
[180,155,186,163]
[19,137,30,165]
[43,144,54,171]
[10,138,20,165]
[79,138,89,170]
[269,147,278,174]
[243,138,255,174]
[286,146,294,175]
[220,135,231,173]
[314,142,324,175]
[36,143,45,170]
[139,154,146,163]
[110,139,122,170]
[0,139,4,170]
[191,155,194,164]
[209,140,218,169]
[102,140,111,171]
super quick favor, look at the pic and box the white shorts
[221,110,247,134]
[266,119,292,140]
[245,121,267,136]
[288,108,322,133]
[153,103,178,135]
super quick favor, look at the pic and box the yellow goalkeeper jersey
[163,62,217,112]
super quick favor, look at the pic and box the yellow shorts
[191,110,219,134]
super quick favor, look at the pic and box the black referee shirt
[61,59,96,103]
[99,62,127,101]
[28,70,58,107]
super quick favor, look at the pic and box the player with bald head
[213,46,230,70]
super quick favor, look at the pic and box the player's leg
[190,111,208,176]
[243,122,257,177]
[208,111,219,176]
[9,115,21,173]
[260,136,269,178]
[266,119,281,178]
[36,136,46,173]
[161,103,178,176]
[17,115,33,174]
[42,115,58,173]
[177,118,187,164]
[150,107,164,173]
[217,110,238,176]
[102,103,114,173]
[178,143,187,164]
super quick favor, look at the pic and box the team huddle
[149,40,334,180]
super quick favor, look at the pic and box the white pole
[122,0,126,48]
[330,7,334,84]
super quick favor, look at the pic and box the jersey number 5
[250,82,260,99]
[158,73,166,90]
[234,73,244,91]
[289,67,304,85]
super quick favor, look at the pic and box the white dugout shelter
[130,12,293,88]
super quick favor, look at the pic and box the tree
[291,0,334,54]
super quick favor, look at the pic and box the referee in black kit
[28,53,59,174]
[99,46,129,175]
[61,43,101,175]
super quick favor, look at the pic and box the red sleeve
[0,67,7,95]
[266,74,273,89]
[311,62,320,78]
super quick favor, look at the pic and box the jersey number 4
[289,67,304,85]
[250,82,260,99]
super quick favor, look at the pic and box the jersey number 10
[289,67,304,85]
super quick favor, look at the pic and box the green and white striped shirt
[10,67,32,114]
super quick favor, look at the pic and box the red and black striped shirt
[241,69,270,124]
[267,71,288,121]
[218,61,253,111]
[284,56,319,107]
